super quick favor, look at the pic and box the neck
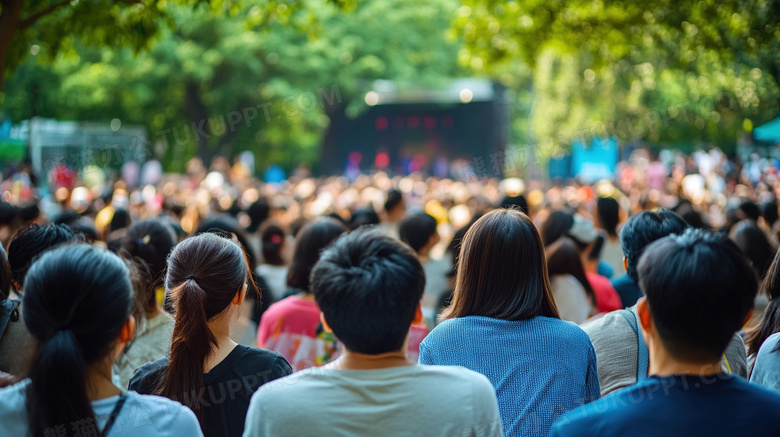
[147,305,164,319]
[649,351,723,377]
[85,361,121,401]
[327,348,412,370]
[204,316,238,372]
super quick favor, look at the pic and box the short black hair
[385,189,404,213]
[739,200,761,222]
[620,210,689,281]
[349,207,380,230]
[399,213,438,253]
[638,229,757,362]
[9,224,81,288]
[311,228,425,354]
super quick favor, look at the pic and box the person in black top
[129,233,292,437]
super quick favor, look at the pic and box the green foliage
[2,0,463,173]
[454,0,780,152]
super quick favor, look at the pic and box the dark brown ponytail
[155,233,249,432]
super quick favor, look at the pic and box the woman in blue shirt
[419,208,600,437]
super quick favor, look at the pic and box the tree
[0,0,170,94]
[453,0,780,153]
[2,0,463,173]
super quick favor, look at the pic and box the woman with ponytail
[0,244,201,437]
[129,232,292,437]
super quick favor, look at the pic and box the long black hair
[23,244,132,437]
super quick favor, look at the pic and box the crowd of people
[1,145,780,436]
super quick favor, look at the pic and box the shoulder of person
[123,391,203,436]
[428,365,494,391]
[128,357,169,392]
[235,346,293,375]
[581,309,634,341]
[0,379,28,411]
[757,332,780,357]
[550,381,647,437]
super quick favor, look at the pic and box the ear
[623,257,629,273]
[233,283,247,306]
[11,280,21,293]
[320,312,332,333]
[119,315,136,344]
[743,309,754,328]
[636,297,652,333]
[412,303,424,326]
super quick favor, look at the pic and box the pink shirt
[257,295,337,371]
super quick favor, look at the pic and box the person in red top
[257,218,346,370]
[584,234,623,313]
[564,213,622,314]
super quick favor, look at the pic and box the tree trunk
[0,0,25,94]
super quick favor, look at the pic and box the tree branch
[18,0,72,30]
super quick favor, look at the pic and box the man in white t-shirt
[243,229,502,437]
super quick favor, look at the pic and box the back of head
[110,208,132,233]
[349,207,380,230]
[444,208,559,321]
[123,219,177,313]
[739,200,761,222]
[499,194,528,215]
[197,215,257,270]
[9,224,80,290]
[638,229,757,363]
[287,217,347,291]
[311,228,425,354]
[385,188,404,213]
[546,237,596,307]
[540,209,574,246]
[159,232,250,429]
[261,223,286,266]
[247,199,271,234]
[596,197,620,237]
[676,204,707,229]
[399,213,438,254]
[729,219,776,279]
[620,210,689,281]
[23,244,132,437]
[761,201,778,227]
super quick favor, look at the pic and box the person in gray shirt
[583,305,748,396]
[581,210,747,396]
[243,229,502,437]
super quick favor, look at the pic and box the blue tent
[753,118,780,142]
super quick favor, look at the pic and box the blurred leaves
[3,0,462,172]
[455,0,780,150]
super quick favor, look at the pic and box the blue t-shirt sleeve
[418,339,434,365]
